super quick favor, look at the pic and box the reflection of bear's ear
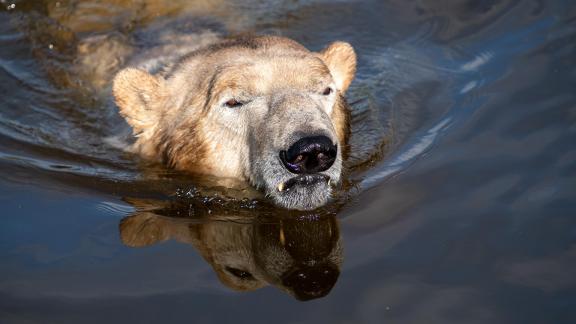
[319,41,357,93]
[113,68,166,135]
[119,213,171,248]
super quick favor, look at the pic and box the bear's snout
[279,135,337,174]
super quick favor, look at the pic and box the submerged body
[110,34,357,210]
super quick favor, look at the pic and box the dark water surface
[1,0,576,323]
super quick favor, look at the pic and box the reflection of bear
[119,199,342,301]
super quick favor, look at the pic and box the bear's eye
[322,87,333,96]
[224,99,243,108]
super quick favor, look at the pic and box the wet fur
[112,35,356,210]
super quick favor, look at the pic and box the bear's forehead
[167,39,334,94]
[206,54,332,91]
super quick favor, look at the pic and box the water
[1,0,575,322]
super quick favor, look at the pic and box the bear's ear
[319,41,357,93]
[112,68,166,135]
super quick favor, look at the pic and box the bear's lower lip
[277,174,330,192]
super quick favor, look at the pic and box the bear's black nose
[280,136,337,174]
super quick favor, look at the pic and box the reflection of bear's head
[253,219,342,300]
[119,198,342,300]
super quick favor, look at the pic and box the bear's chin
[270,175,333,211]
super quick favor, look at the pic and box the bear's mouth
[276,174,330,192]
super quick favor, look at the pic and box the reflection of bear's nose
[282,264,340,301]
[280,136,337,174]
